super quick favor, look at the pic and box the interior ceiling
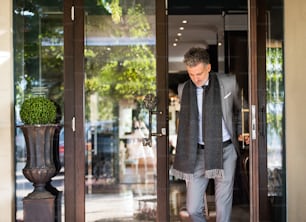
[167,0,248,73]
[167,0,247,15]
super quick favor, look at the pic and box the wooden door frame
[248,0,260,220]
[249,0,269,221]
[156,0,169,221]
[64,0,85,221]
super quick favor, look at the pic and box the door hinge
[71,6,75,21]
[72,116,75,132]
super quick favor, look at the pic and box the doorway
[167,3,250,221]
[165,0,285,221]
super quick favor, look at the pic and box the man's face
[186,62,211,87]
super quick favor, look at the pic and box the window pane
[14,0,64,220]
[266,0,286,220]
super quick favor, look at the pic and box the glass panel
[266,0,285,220]
[266,45,283,196]
[13,0,64,221]
[84,1,156,221]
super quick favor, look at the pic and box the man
[171,47,249,222]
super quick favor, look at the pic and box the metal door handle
[142,94,164,146]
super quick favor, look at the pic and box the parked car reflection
[58,124,92,166]
[59,121,118,179]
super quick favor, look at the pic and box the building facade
[1,0,306,221]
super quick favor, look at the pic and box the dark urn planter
[20,124,61,199]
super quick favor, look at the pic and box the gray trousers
[185,143,237,222]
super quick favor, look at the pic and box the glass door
[83,1,158,221]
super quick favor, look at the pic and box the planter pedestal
[24,196,55,222]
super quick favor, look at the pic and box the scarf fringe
[205,169,224,179]
[170,167,193,181]
[170,168,225,180]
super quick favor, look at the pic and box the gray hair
[183,47,210,67]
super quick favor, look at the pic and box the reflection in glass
[266,1,285,220]
[13,0,64,221]
[266,43,284,197]
[84,1,157,221]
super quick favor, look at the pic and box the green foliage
[266,47,284,137]
[126,5,150,37]
[93,5,156,100]
[109,0,122,24]
[20,97,57,125]
[15,0,156,123]
[98,45,156,101]
[84,3,156,120]
[97,0,122,23]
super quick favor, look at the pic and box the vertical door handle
[241,89,249,148]
[143,94,164,146]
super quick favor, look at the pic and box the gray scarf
[172,73,224,179]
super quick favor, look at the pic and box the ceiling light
[173,43,177,47]
[179,27,184,30]
[182,20,187,24]
[177,33,182,36]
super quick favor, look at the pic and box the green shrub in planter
[20,97,57,125]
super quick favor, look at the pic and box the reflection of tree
[266,47,284,135]
[266,45,284,196]
[14,0,64,111]
[85,4,156,120]
[14,1,156,122]
[99,0,122,24]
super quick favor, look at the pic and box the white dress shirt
[197,84,231,145]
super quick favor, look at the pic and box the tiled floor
[85,183,250,222]
[94,204,250,222]
[85,165,250,222]
[176,205,250,222]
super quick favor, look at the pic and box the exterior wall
[0,0,15,221]
[284,0,306,220]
